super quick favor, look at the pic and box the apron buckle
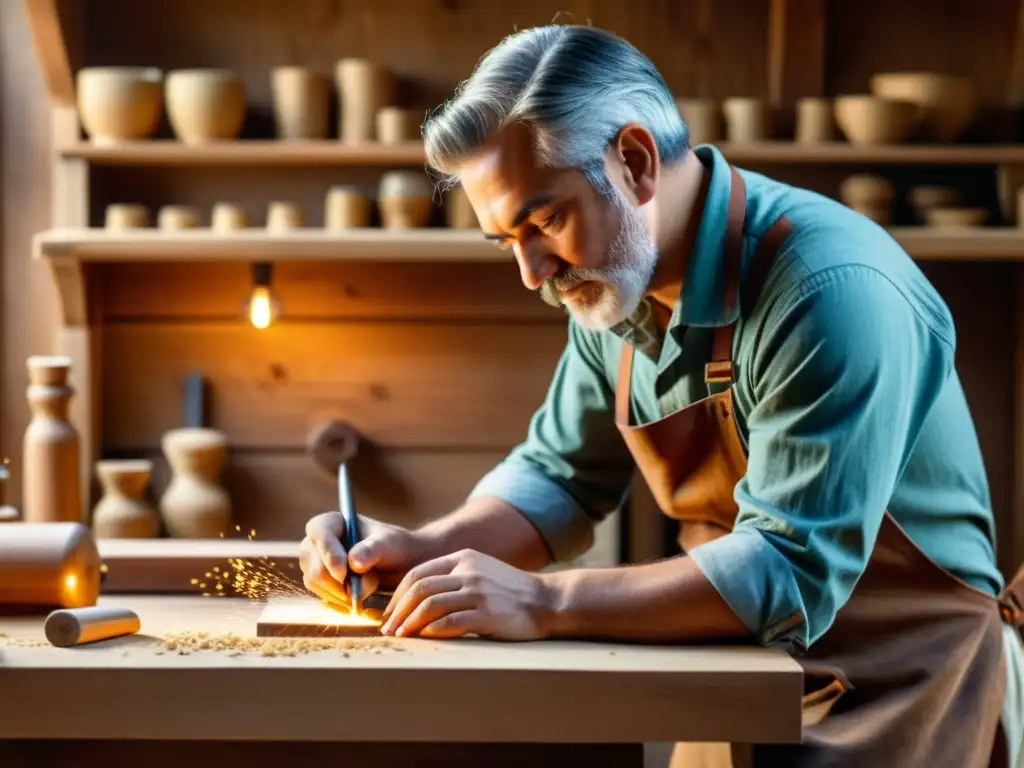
[704,360,734,384]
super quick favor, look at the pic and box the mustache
[539,268,596,307]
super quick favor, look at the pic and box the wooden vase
[839,174,894,225]
[271,66,330,140]
[0,522,101,609]
[335,59,394,142]
[159,428,231,539]
[378,172,433,229]
[91,459,160,539]
[22,356,81,524]
[325,186,371,229]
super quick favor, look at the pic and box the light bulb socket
[251,261,273,287]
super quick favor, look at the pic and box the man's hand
[379,549,556,640]
[299,512,430,608]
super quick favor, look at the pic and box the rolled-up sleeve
[469,320,636,562]
[689,263,955,650]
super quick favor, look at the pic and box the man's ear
[607,123,659,206]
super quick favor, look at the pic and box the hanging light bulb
[245,262,281,329]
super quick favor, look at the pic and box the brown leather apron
[615,164,1020,767]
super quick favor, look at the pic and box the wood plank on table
[0,595,804,745]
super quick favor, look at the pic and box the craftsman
[301,25,1024,766]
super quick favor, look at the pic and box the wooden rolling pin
[44,606,140,647]
[0,522,102,609]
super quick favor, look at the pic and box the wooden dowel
[44,606,140,647]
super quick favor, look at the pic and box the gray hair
[422,25,689,195]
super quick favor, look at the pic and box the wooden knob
[306,420,360,475]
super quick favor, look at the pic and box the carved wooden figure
[22,355,81,524]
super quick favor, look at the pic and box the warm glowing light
[271,598,381,629]
[248,285,275,329]
[62,571,79,602]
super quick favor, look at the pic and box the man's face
[457,123,658,330]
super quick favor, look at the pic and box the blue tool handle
[338,462,362,610]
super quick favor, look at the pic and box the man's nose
[514,241,558,291]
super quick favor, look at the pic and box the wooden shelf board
[57,139,1024,166]
[58,140,428,166]
[32,226,1024,264]
[33,227,503,263]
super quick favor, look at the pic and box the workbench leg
[0,740,645,767]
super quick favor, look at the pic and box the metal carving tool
[306,420,363,614]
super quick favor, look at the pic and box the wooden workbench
[0,595,804,767]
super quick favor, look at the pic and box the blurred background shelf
[33,227,501,262]
[57,140,1024,167]
[34,226,1024,263]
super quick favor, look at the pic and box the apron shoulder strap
[705,202,794,386]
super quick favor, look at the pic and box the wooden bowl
[165,69,246,144]
[908,186,963,220]
[76,67,163,144]
[834,95,919,145]
[924,206,988,228]
[870,72,976,142]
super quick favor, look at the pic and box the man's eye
[541,210,564,230]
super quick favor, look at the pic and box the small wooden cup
[105,204,149,230]
[325,186,371,229]
[676,99,721,145]
[795,98,834,143]
[375,107,422,144]
[266,201,304,231]
[157,206,201,230]
[211,203,249,231]
[271,66,330,140]
[723,97,767,143]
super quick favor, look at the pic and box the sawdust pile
[161,630,404,657]
[0,633,48,648]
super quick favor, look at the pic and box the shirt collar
[667,143,742,331]
[606,143,742,361]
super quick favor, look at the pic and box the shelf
[57,139,1024,167]
[33,226,1024,265]
[33,227,502,263]
[58,140,428,166]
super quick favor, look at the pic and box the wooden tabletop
[0,595,803,745]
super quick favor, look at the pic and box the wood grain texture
[0,741,645,768]
[101,321,566,451]
[0,595,804,745]
[106,447,512,538]
[0,0,63,507]
[99,260,558,321]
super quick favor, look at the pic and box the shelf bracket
[768,0,826,107]
[23,0,82,108]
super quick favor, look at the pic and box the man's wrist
[535,569,577,639]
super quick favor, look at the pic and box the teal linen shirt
[468,144,1004,651]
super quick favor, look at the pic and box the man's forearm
[541,555,754,643]
[415,496,553,572]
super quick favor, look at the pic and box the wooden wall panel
[99,261,560,322]
[0,0,62,505]
[101,321,566,451]
[108,447,509,539]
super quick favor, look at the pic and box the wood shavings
[160,630,403,657]
[0,636,49,648]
